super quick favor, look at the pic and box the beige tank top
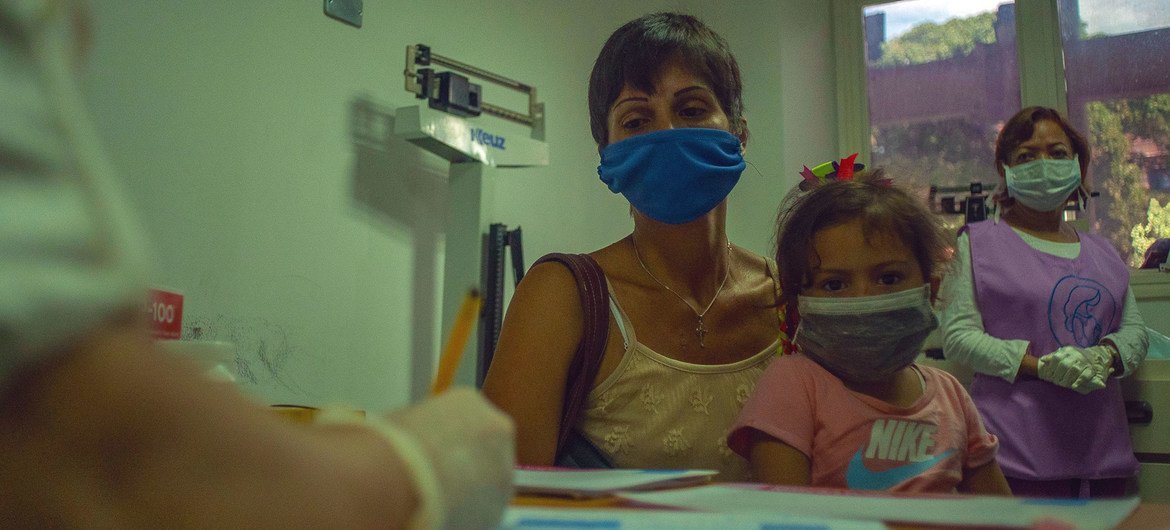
[578,258,782,482]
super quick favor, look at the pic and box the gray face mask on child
[794,285,938,384]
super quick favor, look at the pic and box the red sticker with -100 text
[147,288,183,339]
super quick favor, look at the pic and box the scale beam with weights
[395,44,546,395]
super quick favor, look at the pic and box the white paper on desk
[497,506,886,530]
[619,484,1140,530]
[514,468,718,498]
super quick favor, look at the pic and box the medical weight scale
[395,44,547,397]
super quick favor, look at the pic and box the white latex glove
[379,388,515,530]
[1037,346,1095,392]
[1037,346,1107,394]
[1069,345,1115,393]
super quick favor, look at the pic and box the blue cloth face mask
[598,128,745,225]
[1004,157,1082,212]
[794,285,938,384]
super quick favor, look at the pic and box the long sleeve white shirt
[938,229,1148,382]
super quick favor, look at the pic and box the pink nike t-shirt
[728,353,998,493]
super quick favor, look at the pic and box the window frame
[833,0,1068,155]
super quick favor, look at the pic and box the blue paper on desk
[514,467,717,498]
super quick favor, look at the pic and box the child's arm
[749,433,812,486]
[957,460,1012,495]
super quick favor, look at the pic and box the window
[862,0,1017,234]
[840,0,1170,264]
[1059,0,1170,264]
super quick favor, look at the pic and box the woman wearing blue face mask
[938,107,1149,498]
[483,12,789,480]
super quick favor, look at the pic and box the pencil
[431,288,483,394]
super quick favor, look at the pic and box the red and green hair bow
[798,153,863,190]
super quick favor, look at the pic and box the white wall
[82,1,835,412]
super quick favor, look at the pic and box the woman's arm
[938,233,1034,381]
[958,461,1012,495]
[1101,287,1149,378]
[482,261,586,465]
[749,434,812,487]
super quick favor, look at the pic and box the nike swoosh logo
[845,448,955,490]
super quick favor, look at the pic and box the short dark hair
[995,106,1091,178]
[587,12,746,148]
[993,107,1091,208]
[775,169,950,309]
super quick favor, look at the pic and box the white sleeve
[937,232,1030,382]
[0,2,151,388]
[1102,287,1148,378]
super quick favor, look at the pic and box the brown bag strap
[532,253,610,456]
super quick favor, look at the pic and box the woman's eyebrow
[1015,142,1069,154]
[673,86,710,97]
[614,87,709,111]
[612,96,648,109]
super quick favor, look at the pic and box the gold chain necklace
[631,237,732,348]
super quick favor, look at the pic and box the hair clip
[798,153,865,190]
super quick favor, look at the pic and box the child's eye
[820,279,846,292]
[878,272,904,286]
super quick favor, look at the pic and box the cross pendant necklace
[632,237,732,348]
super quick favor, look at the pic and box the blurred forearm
[0,318,417,528]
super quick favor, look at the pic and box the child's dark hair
[775,169,950,309]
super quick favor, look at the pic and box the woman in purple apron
[938,107,1148,498]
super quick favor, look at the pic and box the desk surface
[1116,502,1170,529]
[514,494,1169,529]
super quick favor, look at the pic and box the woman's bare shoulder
[483,259,584,403]
[506,259,586,337]
[731,244,777,287]
[521,259,580,295]
[731,243,768,266]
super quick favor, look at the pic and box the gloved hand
[1064,345,1116,394]
[1037,346,1108,394]
[1080,345,1116,380]
[375,388,515,530]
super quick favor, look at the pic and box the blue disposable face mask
[794,285,937,384]
[1004,157,1082,212]
[598,128,745,225]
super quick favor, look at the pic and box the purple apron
[966,220,1137,480]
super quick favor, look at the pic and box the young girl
[728,163,1011,495]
